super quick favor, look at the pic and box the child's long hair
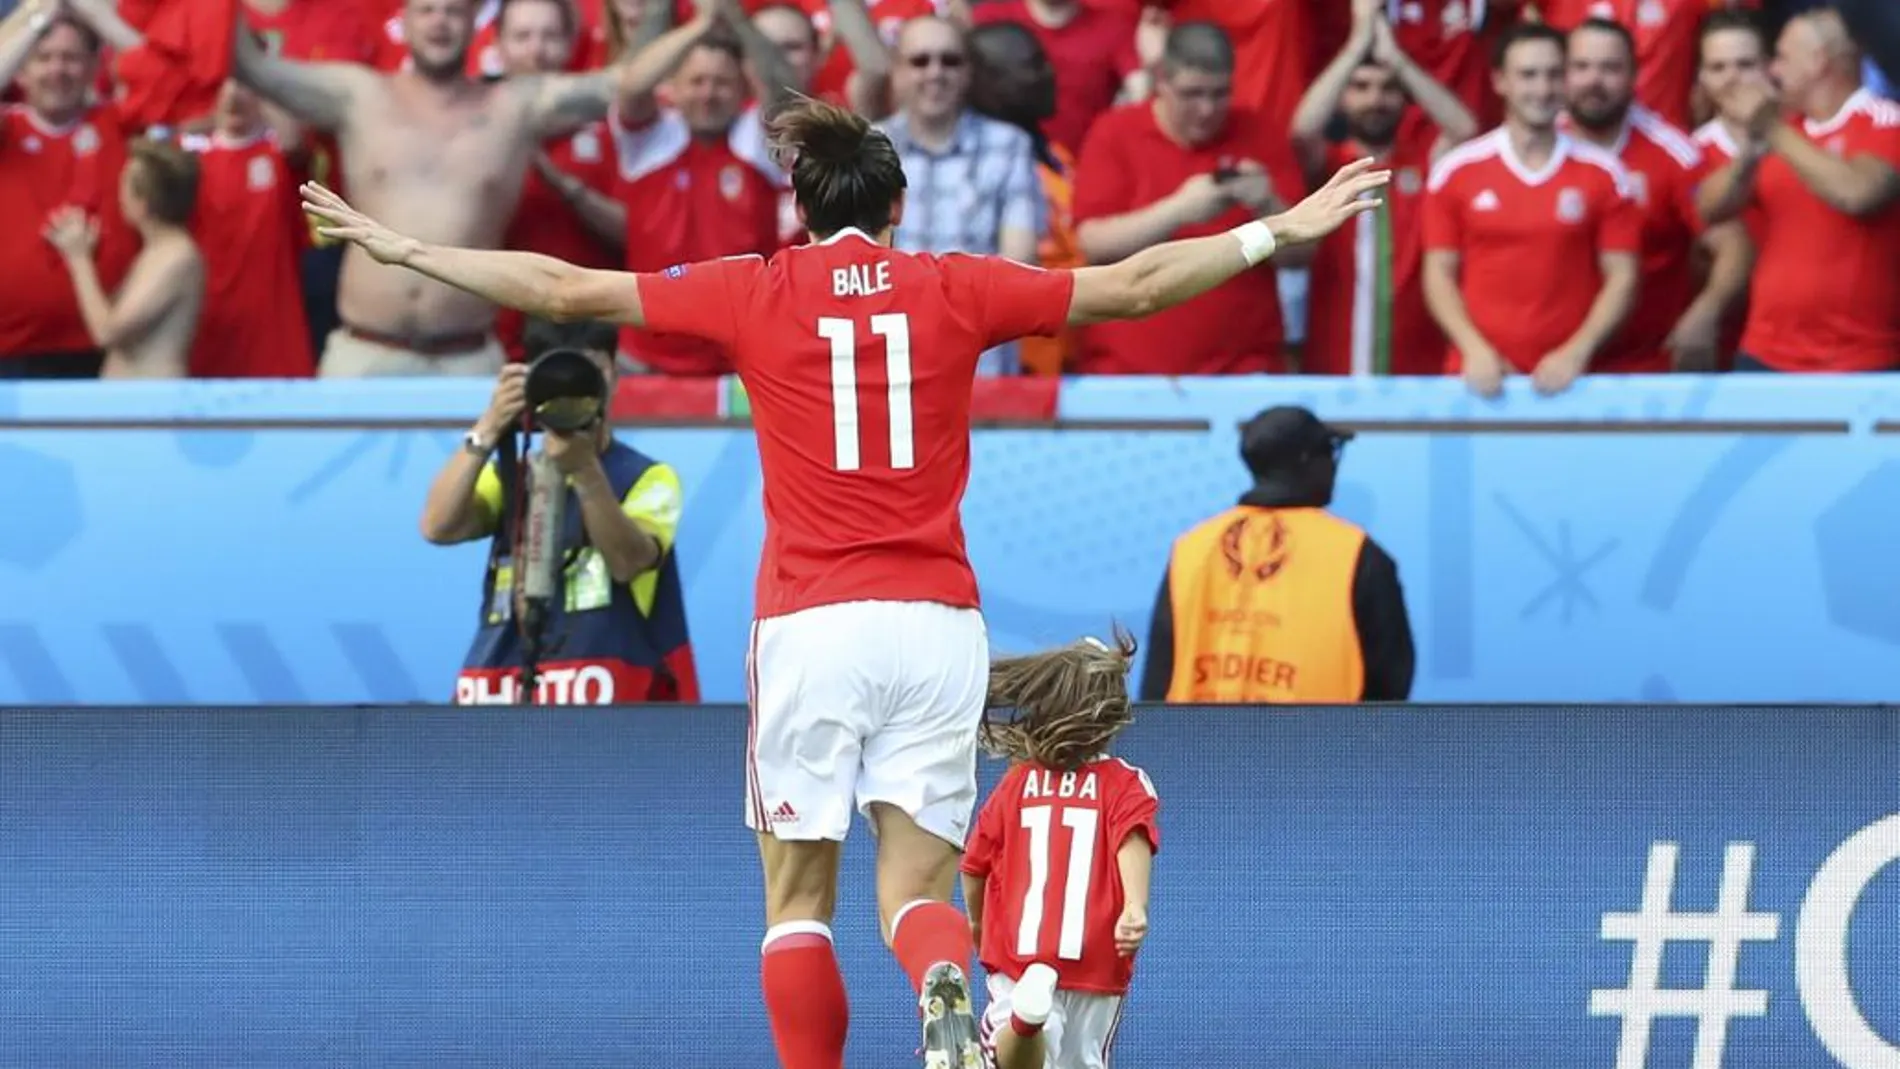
[982,628,1137,772]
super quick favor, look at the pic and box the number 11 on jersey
[1017,806,1099,961]
[818,314,914,472]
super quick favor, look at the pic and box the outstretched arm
[300,182,647,325]
[233,18,371,131]
[1066,158,1389,327]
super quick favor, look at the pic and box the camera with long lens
[523,347,609,433]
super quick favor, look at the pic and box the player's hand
[1114,905,1148,956]
[1217,159,1280,216]
[299,181,421,266]
[40,206,98,259]
[1460,341,1507,399]
[1532,344,1588,396]
[1170,172,1233,225]
[477,363,530,440]
[1665,304,1720,372]
[1264,156,1390,247]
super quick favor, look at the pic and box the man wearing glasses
[876,14,1043,373]
[1139,405,1416,705]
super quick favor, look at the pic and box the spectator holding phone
[1070,21,1308,374]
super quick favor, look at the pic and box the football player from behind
[961,633,1159,1069]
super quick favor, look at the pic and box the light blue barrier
[2,376,1898,704]
[1,704,1895,1067]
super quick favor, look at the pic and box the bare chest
[342,87,527,208]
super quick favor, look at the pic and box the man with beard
[234,0,651,375]
[1563,17,1751,372]
[1421,21,1640,396]
[1292,0,1479,376]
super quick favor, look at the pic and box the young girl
[961,632,1160,1069]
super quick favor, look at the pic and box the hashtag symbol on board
[1589,842,1783,1069]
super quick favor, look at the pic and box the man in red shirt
[181,79,315,378]
[1072,22,1309,374]
[1698,7,1900,372]
[1145,0,1309,142]
[969,0,1143,156]
[1563,16,1750,371]
[0,4,134,377]
[1294,0,1480,376]
[610,15,797,374]
[961,636,1158,1069]
[303,95,1383,1069]
[496,0,624,359]
[1539,0,1759,129]
[1423,21,1641,395]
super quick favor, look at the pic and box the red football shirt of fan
[1566,106,1704,372]
[1303,119,1444,376]
[1422,129,1642,372]
[634,233,1075,618]
[182,132,315,377]
[613,109,785,375]
[0,105,138,358]
[961,757,1161,996]
[1740,88,1900,372]
[1071,102,1304,374]
[498,121,620,358]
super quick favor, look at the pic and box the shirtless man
[43,139,205,380]
[233,0,664,376]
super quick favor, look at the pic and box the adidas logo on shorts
[769,801,798,824]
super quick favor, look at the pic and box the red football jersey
[1389,0,1513,128]
[1740,88,1900,372]
[181,132,315,378]
[961,757,1161,996]
[613,109,786,375]
[0,104,139,359]
[1564,106,1704,372]
[634,233,1075,619]
[1303,119,1444,376]
[1422,128,1642,373]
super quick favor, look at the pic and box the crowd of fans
[1,0,1896,390]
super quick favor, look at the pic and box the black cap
[1239,406,1352,475]
[524,347,609,433]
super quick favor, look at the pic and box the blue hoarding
[2,376,1899,704]
[0,705,1895,1067]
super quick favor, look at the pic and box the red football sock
[761,922,850,1069]
[889,899,974,994]
[1010,1014,1044,1037]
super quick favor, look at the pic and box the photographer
[421,319,698,705]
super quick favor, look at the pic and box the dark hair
[966,22,1060,170]
[128,139,199,226]
[1161,21,1234,76]
[1699,9,1767,54]
[42,14,103,55]
[982,629,1137,773]
[1492,20,1567,70]
[497,0,575,37]
[685,27,745,68]
[523,317,617,360]
[768,95,907,238]
[1570,16,1636,63]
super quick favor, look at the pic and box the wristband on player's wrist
[1229,220,1277,266]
